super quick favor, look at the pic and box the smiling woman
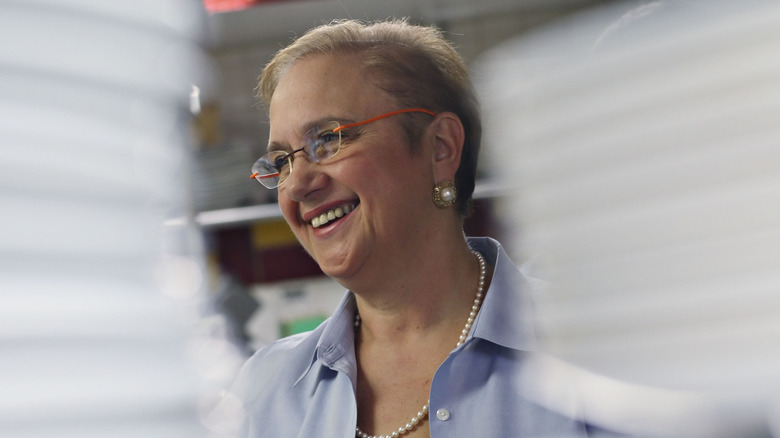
[210,19,612,438]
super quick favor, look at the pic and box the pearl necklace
[354,251,487,438]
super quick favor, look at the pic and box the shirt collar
[468,237,539,352]
[294,291,357,387]
[295,237,538,386]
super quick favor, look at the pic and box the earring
[433,180,457,209]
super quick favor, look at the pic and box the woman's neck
[350,237,482,346]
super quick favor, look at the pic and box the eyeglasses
[250,108,436,188]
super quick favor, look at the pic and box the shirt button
[436,408,450,421]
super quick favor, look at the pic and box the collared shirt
[216,237,594,437]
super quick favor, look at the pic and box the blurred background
[2,0,778,437]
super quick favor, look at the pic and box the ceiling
[204,0,611,49]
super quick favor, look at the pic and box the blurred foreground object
[478,0,780,436]
[0,1,231,437]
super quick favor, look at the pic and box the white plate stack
[0,1,221,437]
[479,1,780,436]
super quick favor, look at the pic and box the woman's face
[268,54,437,283]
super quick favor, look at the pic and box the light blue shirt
[219,237,596,437]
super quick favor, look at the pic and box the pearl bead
[441,187,455,202]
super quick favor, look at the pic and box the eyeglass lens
[251,121,341,188]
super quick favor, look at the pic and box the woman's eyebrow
[267,116,354,151]
[299,116,348,134]
[266,140,287,152]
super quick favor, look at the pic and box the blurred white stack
[192,141,265,212]
[0,1,225,437]
[479,0,780,436]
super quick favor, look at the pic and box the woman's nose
[282,155,327,201]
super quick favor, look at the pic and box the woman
[217,19,594,438]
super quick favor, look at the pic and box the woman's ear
[430,112,465,181]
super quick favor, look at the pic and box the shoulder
[248,329,318,368]
[228,325,324,404]
[207,325,339,437]
[226,290,356,400]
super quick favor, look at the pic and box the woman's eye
[320,132,340,144]
[271,155,289,170]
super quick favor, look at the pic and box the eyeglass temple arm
[333,108,436,132]
[250,172,280,179]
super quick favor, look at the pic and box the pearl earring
[433,180,457,209]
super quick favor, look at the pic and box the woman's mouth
[310,201,359,228]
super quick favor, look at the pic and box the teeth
[310,203,356,228]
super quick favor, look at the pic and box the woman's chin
[319,263,354,283]
[312,251,354,280]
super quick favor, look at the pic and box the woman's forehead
[274,55,363,98]
[268,56,392,134]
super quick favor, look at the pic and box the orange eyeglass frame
[250,108,436,181]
